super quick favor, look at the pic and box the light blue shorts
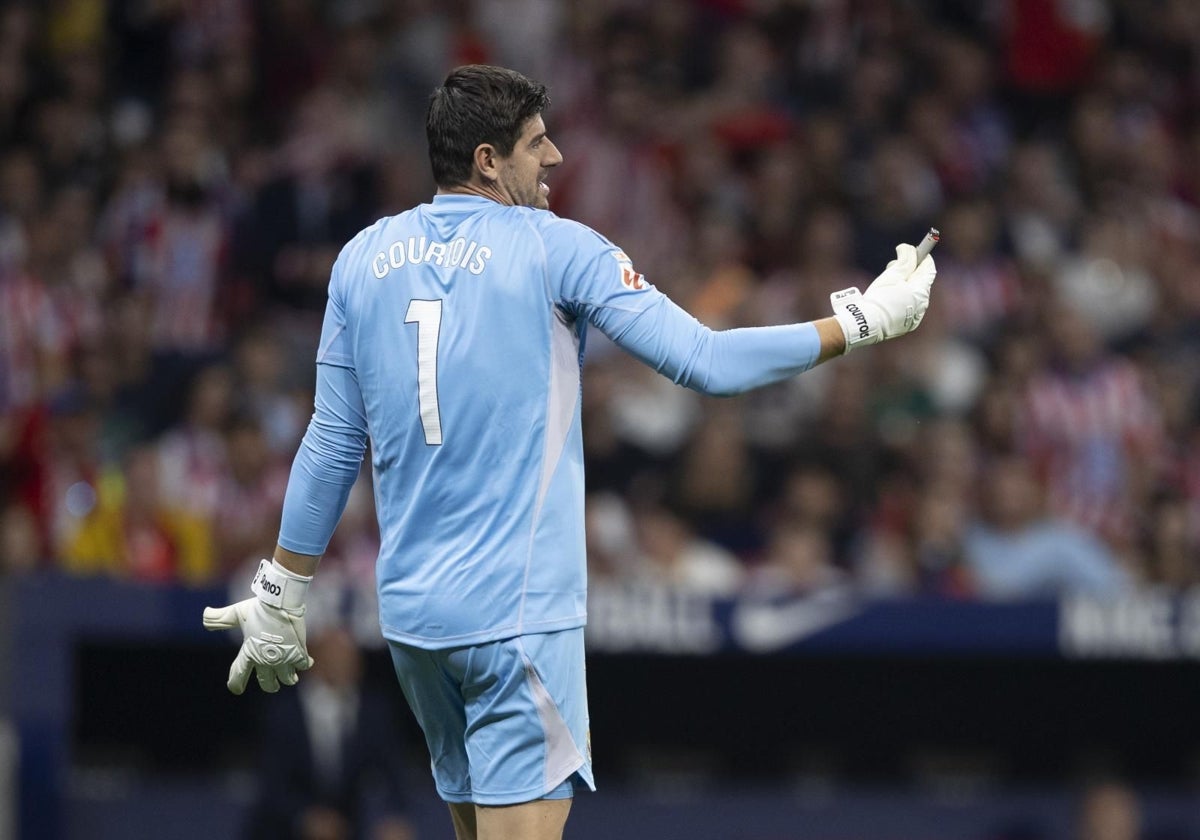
[388,627,595,805]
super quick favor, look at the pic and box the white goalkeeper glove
[203,559,315,694]
[830,243,936,353]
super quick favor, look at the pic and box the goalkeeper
[204,64,936,840]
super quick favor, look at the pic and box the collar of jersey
[430,194,501,208]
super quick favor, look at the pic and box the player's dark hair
[426,65,550,187]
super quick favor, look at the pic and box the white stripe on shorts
[517,639,586,794]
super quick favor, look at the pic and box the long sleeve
[540,214,822,396]
[277,361,369,556]
[582,291,821,397]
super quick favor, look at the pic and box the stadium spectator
[61,443,214,585]
[244,624,416,840]
[963,456,1130,599]
[231,327,309,457]
[583,492,638,584]
[629,504,745,597]
[101,117,233,355]
[1142,492,1199,590]
[238,88,377,314]
[5,384,108,562]
[1017,305,1165,552]
[213,413,290,576]
[1001,140,1080,271]
[911,478,976,597]
[143,365,231,576]
[671,402,757,547]
[931,198,1022,345]
[745,521,846,596]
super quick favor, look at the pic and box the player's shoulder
[339,211,411,259]
[328,210,417,281]
[518,209,617,255]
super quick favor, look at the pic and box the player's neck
[438,181,511,206]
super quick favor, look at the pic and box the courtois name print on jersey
[612,250,646,291]
[371,236,493,279]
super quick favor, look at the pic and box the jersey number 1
[404,299,443,445]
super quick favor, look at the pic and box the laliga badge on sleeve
[612,250,646,291]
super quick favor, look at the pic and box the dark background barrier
[73,644,1200,785]
[10,576,1200,839]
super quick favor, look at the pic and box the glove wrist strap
[251,558,311,613]
[830,287,880,353]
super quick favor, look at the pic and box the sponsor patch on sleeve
[611,250,647,291]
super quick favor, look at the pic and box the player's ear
[473,143,500,183]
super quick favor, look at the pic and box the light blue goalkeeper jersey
[278,194,821,649]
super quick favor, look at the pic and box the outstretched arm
[548,220,934,397]
[576,248,932,397]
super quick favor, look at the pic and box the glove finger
[203,604,241,631]
[299,654,315,671]
[278,665,299,687]
[257,665,281,694]
[227,648,254,695]
[892,243,917,275]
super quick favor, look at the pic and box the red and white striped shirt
[0,271,75,412]
[1018,358,1164,542]
[102,185,229,354]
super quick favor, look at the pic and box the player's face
[498,115,562,210]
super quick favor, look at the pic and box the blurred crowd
[2,0,1199,606]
